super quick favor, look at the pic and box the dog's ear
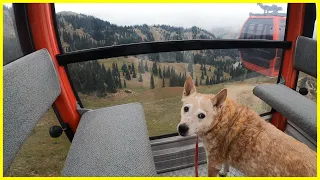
[182,76,196,99]
[211,89,227,108]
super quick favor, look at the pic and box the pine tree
[213,77,216,84]
[132,62,135,73]
[162,77,165,88]
[111,62,121,87]
[118,76,122,88]
[195,77,199,86]
[97,64,107,97]
[150,74,155,89]
[204,66,207,76]
[188,63,193,72]
[169,71,178,87]
[206,76,209,85]
[171,66,175,75]
[115,63,119,73]
[144,61,149,72]
[125,69,131,80]
[121,63,127,72]
[166,66,171,78]
[152,62,158,75]
[216,70,220,83]
[106,68,117,93]
[133,69,137,78]
[159,67,162,78]
[138,61,142,73]
[124,79,127,88]
[200,79,202,86]
[201,71,204,80]
[132,68,137,78]
[139,74,143,82]
[117,74,122,88]
[101,64,108,83]
[179,73,183,87]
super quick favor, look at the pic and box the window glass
[3,4,23,65]
[53,3,288,136]
[296,73,317,102]
[54,3,288,52]
[240,18,274,40]
[5,3,292,176]
[67,48,280,136]
[5,109,71,176]
[279,19,286,41]
[256,24,264,38]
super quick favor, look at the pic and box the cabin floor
[150,135,245,177]
[159,164,244,176]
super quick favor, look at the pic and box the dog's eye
[198,113,205,119]
[184,106,189,112]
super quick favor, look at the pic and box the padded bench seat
[253,84,316,141]
[62,103,157,176]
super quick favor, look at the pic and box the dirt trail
[224,84,257,101]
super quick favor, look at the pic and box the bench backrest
[293,36,317,78]
[4,49,61,173]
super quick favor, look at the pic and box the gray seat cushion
[293,36,317,78]
[253,84,316,141]
[4,49,61,173]
[62,103,156,176]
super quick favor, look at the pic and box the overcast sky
[4,3,316,38]
[54,3,288,31]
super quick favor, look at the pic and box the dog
[177,76,316,177]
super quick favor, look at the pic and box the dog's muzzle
[178,123,189,136]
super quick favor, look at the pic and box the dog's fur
[177,77,316,177]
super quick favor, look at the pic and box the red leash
[195,136,199,177]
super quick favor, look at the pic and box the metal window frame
[56,39,291,65]
[50,3,84,108]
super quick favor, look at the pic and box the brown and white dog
[177,76,316,177]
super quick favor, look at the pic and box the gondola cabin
[239,12,286,77]
[3,3,316,177]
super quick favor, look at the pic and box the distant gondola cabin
[239,12,286,77]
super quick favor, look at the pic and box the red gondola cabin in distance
[238,4,286,77]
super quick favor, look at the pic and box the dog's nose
[178,124,189,136]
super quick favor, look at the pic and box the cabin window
[3,3,295,177]
[296,73,317,103]
[241,18,274,40]
[279,19,286,41]
[3,4,24,65]
[53,4,289,137]
[64,49,278,136]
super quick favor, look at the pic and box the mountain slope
[56,11,239,63]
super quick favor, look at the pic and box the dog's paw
[218,173,227,177]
